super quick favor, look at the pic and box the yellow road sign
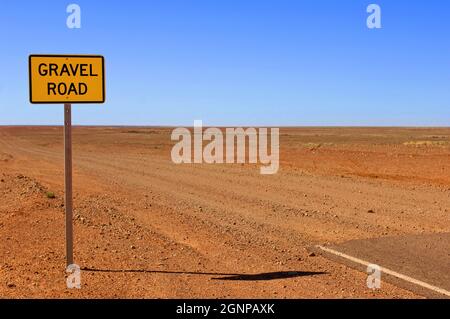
[29,54,105,104]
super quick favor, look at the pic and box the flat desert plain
[0,126,449,298]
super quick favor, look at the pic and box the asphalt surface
[318,232,450,298]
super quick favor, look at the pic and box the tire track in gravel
[1,130,378,247]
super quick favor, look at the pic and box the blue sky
[0,0,449,126]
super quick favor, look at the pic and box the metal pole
[64,103,74,267]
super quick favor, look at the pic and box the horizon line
[1,124,450,129]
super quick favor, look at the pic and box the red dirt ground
[1,126,449,298]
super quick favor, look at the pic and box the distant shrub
[403,141,449,147]
[46,191,56,199]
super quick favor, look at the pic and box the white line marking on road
[316,245,450,297]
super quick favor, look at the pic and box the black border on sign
[29,54,106,104]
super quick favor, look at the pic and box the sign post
[29,54,105,267]
[64,103,73,266]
